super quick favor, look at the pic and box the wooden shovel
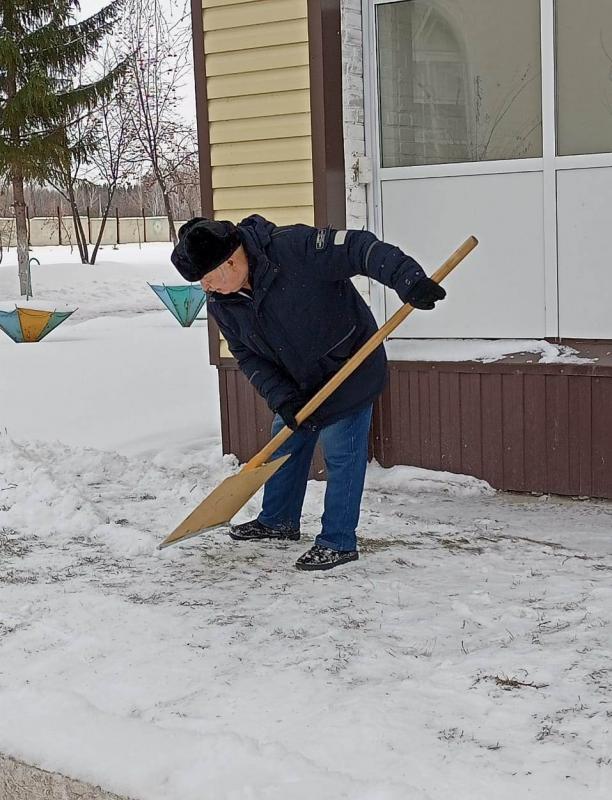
[159,235,478,549]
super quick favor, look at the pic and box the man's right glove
[277,399,324,433]
[403,276,446,310]
[276,398,304,431]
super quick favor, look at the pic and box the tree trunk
[67,182,89,263]
[157,175,177,244]
[12,174,31,296]
[91,187,116,265]
[6,49,30,295]
[75,211,90,263]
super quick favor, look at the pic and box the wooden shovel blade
[158,454,291,549]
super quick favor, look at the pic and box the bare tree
[46,114,99,263]
[124,0,196,243]
[88,54,136,263]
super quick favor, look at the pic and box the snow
[385,338,597,364]
[0,243,216,454]
[1,245,611,800]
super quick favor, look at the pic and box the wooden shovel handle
[244,236,478,470]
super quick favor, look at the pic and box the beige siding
[211,136,312,167]
[213,160,312,188]
[216,207,314,226]
[214,182,312,210]
[199,0,315,355]
[206,42,309,77]
[200,0,313,227]
[204,0,306,30]
[208,89,310,121]
[210,113,311,144]
[203,0,272,8]
[207,66,309,99]
[205,19,308,54]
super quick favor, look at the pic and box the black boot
[229,518,300,542]
[295,544,359,571]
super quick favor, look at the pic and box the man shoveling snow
[170,214,446,570]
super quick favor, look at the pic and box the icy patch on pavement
[1,435,612,800]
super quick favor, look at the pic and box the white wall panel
[557,166,612,338]
[381,171,546,338]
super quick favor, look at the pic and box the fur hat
[170,217,241,282]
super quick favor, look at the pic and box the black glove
[276,398,304,431]
[276,397,323,431]
[403,276,446,310]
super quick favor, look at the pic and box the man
[170,214,445,571]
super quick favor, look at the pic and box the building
[191,0,612,498]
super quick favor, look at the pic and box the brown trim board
[307,0,346,229]
[190,0,213,218]
[190,0,217,360]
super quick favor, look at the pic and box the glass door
[555,0,612,338]
[368,0,549,339]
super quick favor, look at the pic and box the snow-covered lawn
[0,245,611,800]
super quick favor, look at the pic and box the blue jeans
[258,404,373,552]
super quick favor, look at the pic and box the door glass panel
[556,0,612,156]
[376,0,543,167]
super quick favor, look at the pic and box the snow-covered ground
[0,244,611,800]
[0,243,217,454]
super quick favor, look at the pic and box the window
[556,0,612,156]
[376,0,543,167]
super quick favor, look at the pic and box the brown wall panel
[501,373,525,491]
[440,372,462,474]
[480,373,504,489]
[523,374,547,493]
[460,372,482,479]
[418,372,432,470]
[592,377,612,498]
[425,371,442,471]
[568,376,592,496]
[388,365,403,464]
[373,373,394,467]
[216,360,612,500]
[546,375,570,495]
[226,370,242,456]
[407,371,421,465]
[378,362,612,499]
[242,375,258,457]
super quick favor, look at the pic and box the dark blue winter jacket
[207,215,425,427]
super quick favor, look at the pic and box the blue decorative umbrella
[0,307,76,343]
[149,284,206,327]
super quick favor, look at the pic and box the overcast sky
[77,0,197,123]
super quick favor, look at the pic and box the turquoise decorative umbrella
[149,284,206,327]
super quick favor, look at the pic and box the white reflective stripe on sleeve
[334,230,348,245]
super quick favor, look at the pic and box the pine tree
[0,0,126,294]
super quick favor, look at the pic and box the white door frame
[362,0,612,339]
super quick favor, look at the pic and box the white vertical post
[363,0,388,327]
[540,0,559,338]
